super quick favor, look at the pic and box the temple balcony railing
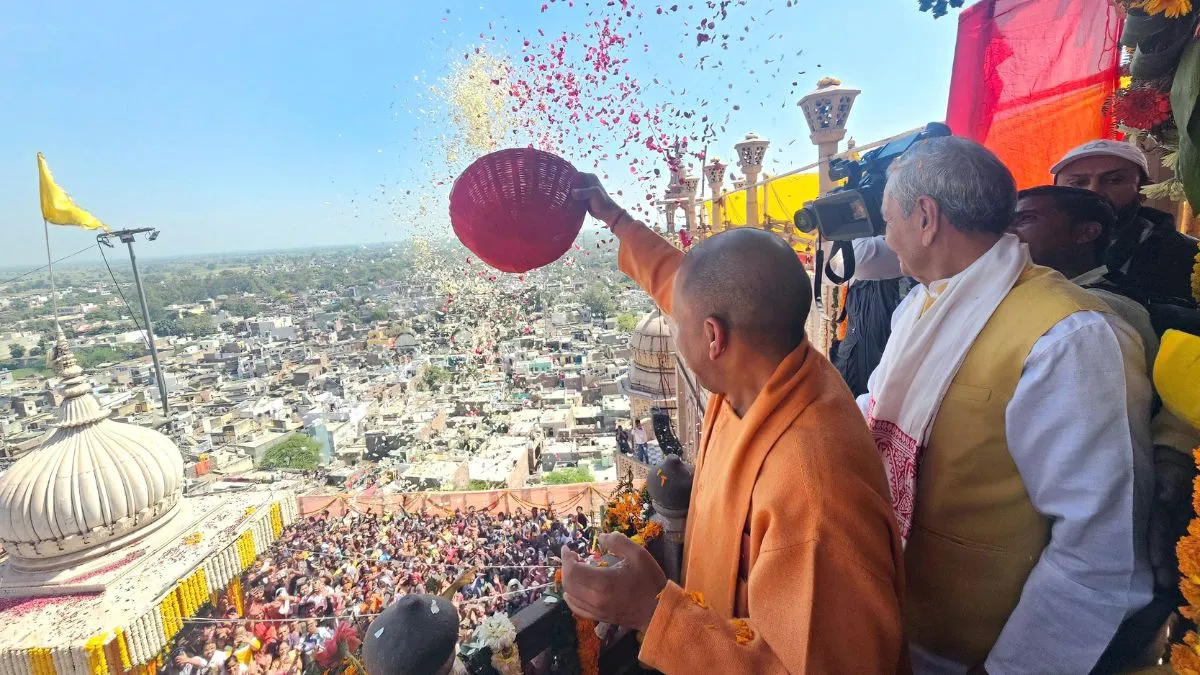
[614,452,652,482]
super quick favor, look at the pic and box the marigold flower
[1184,603,1200,623]
[1183,578,1200,609]
[1178,532,1200,582]
[1174,642,1200,674]
[640,521,663,542]
[684,591,707,608]
[1134,0,1193,18]
[731,619,755,646]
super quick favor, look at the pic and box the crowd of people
[166,505,595,675]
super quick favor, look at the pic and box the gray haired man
[859,136,1154,673]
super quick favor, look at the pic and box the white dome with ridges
[0,332,182,571]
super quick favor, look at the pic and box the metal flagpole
[99,227,169,417]
[42,220,59,320]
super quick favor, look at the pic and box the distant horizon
[1,225,620,279]
[0,236,426,277]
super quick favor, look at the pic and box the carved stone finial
[50,328,90,400]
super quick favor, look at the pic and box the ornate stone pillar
[702,159,727,234]
[679,171,700,234]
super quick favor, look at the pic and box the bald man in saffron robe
[561,175,908,674]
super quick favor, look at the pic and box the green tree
[177,314,217,337]
[467,479,496,491]
[545,466,595,485]
[422,364,451,391]
[88,306,121,322]
[260,434,323,470]
[75,344,145,369]
[368,307,390,323]
[917,0,964,18]
[616,313,638,332]
[7,344,25,359]
[581,284,616,320]
[223,298,262,318]
[155,318,180,337]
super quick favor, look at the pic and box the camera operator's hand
[572,173,627,229]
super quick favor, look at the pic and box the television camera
[795,122,951,286]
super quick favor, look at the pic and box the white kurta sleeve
[985,311,1154,674]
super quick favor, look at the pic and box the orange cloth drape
[946,0,1124,189]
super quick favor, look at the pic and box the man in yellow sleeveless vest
[862,137,1154,673]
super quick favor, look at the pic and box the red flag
[946,0,1124,190]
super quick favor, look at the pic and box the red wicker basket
[449,148,588,273]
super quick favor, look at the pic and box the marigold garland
[29,647,53,675]
[270,502,284,539]
[84,634,108,675]
[228,576,245,617]
[158,595,174,644]
[1175,448,1200,672]
[114,628,132,671]
[235,530,256,570]
[574,616,600,675]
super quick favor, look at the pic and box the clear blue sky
[0,0,966,270]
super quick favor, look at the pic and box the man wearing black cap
[1051,139,1198,305]
[362,595,461,675]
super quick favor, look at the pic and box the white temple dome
[628,309,677,399]
[0,333,183,571]
[631,310,674,371]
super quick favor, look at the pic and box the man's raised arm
[574,174,683,315]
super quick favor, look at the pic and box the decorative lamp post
[679,170,700,233]
[702,158,727,233]
[799,78,860,358]
[734,133,770,227]
[798,77,860,196]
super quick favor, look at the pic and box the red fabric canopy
[946,0,1124,190]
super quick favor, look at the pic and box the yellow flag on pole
[37,153,109,231]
